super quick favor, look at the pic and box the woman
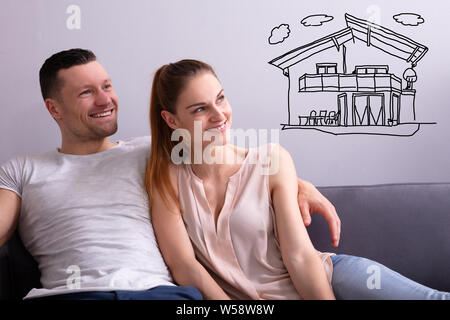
[145,59,450,300]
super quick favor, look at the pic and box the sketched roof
[269,14,428,72]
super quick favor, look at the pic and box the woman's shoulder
[266,144,296,188]
[252,143,290,167]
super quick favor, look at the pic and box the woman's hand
[297,179,341,247]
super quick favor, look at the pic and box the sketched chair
[326,111,338,125]
[318,110,328,125]
[298,116,309,126]
[307,110,318,126]
[387,117,398,126]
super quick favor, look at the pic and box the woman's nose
[210,104,226,122]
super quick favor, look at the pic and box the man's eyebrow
[185,89,224,110]
[76,79,112,90]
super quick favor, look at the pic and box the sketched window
[375,67,388,74]
[355,65,389,74]
[316,63,337,74]
[317,66,327,74]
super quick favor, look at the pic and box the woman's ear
[161,110,179,130]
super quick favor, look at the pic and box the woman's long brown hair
[145,59,216,212]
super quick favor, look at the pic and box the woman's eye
[193,107,205,113]
[217,95,225,103]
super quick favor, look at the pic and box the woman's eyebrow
[185,89,224,110]
[185,102,206,110]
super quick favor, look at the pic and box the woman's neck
[190,144,247,180]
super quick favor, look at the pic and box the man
[0,49,340,300]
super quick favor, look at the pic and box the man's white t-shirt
[0,136,174,299]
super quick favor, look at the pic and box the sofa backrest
[310,183,450,292]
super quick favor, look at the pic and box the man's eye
[104,84,112,90]
[80,90,91,96]
[217,95,225,103]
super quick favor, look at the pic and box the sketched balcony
[298,73,402,93]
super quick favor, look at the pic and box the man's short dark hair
[39,48,96,100]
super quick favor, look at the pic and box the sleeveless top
[177,144,334,300]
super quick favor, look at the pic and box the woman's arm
[269,145,335,300]
[150,165,230,300]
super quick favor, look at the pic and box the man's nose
[95,89,111,106]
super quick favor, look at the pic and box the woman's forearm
[284,251,335,300]
[170,260,231,300]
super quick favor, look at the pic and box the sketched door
[352,93,385,126]
[337,93,347,126]
[391,93,400,125]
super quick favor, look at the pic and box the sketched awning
[269,13,428,72]
[268,27,353,72]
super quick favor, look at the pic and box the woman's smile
[206,120,227,133]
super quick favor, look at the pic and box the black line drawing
[268,24,291,45]
[393,13,425,26]
[268,13,435,137]
[301,14,334,27]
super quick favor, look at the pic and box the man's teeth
[91,110,112,118]
[209,123,226,131]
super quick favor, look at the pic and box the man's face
[52,61,119,141]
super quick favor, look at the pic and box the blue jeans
[331,254,450,300]
[32,285,202,300]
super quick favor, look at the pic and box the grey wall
[1,0,449,186]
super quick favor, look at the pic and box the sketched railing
[298,73,402,93]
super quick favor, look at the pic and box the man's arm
[0,189,21,248]
[297,179,341,247]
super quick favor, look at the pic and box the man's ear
[161,110,179,130]
[45,98,63,121]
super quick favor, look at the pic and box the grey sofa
[0,182,449,299]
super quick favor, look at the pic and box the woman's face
[164,72,232,149]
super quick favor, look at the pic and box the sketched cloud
[393,13,425,26]
[268,24,290,45]
[301,14,334,27]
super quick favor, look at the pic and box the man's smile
[89,108,115,119]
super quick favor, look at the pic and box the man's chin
[92,123,118,139]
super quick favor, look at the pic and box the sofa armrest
[7,232,42,299]
[0,243,12,299]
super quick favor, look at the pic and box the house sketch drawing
[268,13,435,136]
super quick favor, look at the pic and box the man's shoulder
[1,150,55,169]
[119,136,151,148]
